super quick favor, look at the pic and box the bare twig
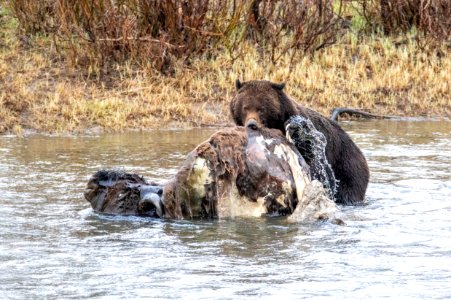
[96,37,185,49]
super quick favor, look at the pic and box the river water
[0,120,450,299]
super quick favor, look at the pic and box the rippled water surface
[1,121,450,299]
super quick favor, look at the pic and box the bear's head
[230,80,297,133]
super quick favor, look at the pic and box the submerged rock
[84,126,339,222]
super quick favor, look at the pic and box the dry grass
[0,3,450,134]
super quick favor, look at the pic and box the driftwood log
[330,107,396,121]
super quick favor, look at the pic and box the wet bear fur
[230,80,369,205]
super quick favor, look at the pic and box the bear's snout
[246,119,259,131]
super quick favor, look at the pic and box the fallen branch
[330,107,396,121]
[96,37,185,49]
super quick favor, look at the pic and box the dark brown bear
[230,80,369,205]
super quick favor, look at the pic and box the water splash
[285,115,338,200]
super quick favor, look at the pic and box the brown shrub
[8,0,346,71]
[245,0,344,62]
[53,0,239,73]
[9,0,57,34]
[355,0,450,40]
[418,0,450,40]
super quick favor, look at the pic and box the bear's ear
[272,82,285,90]
[235,79,243,90]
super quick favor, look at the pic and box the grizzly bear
[230,80,369,205]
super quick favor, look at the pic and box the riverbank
[1,6,449,135]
